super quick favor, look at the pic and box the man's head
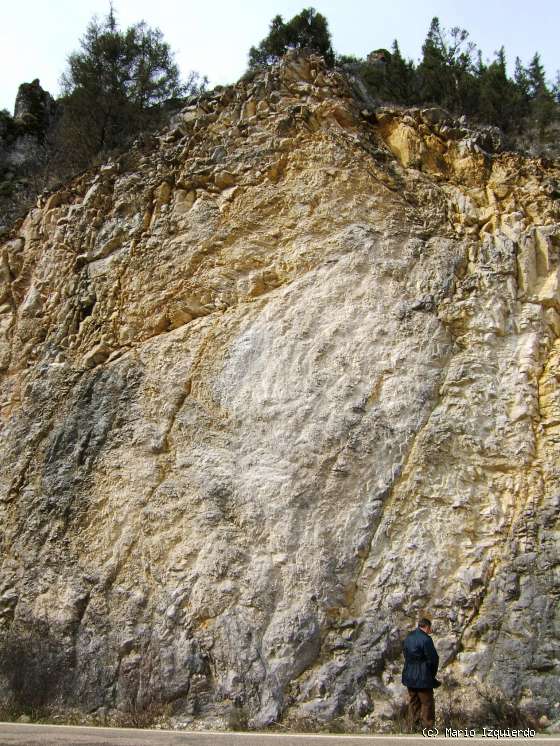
[418,617,433,634]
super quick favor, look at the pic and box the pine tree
[386,40,416,104]
[526,52,555,133]
[354,20,557,138]
[553,72,560,104]
[248,15,288,68]
[417,17,450,106]
[527,52,548,97]
[478,47,518,129]
[58,7,202,165]
[248,8,334,68]
[514,58,530,96]
[417,18,477,113]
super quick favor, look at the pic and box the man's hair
[418,617,432,629]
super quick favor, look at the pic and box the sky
[1,0,559,112]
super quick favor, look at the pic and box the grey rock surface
[0,53,558,731]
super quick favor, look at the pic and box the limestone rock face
[0,52,558,728]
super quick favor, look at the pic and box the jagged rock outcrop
[0,80,57,236]
[0,52,558,730]
[13,79,56,129]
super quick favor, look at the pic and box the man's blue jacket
[401,627,439,689]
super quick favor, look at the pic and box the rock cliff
[0,52,558,729]
[0,80,56,235]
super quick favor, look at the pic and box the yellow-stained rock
[0,51,558,730]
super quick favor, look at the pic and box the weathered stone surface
[0,53,558,730]
[13,79,55,129]
[0,80,57,235]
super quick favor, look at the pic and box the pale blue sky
[1,0,558,112]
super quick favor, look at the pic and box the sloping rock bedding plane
[0,52,558,729]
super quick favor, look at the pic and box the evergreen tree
[478,47,518,129]
[58,7,202,165]
[553,72,560,104]
[386,40,416,104]
[248,15,288,67]
[417,18,477,113]
[337,16,557,139]
[359,42,416,105]
[248,8,334,68]
[417,18,452,106]
[359,49,390,101]
[512,57,531,121]
[514,57,530,97]
[526,52,555,133]
[527,52,548,97]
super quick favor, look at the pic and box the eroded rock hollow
[0,53,558,728]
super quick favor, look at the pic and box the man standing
[402,617,440,730]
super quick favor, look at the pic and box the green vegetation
[249,7,334,68]
[249,9,559,138]
[1,5,559,229]
[337,16,559,135]
[0,6,206,229]
[2,7,558,161]
[56,5,205,169]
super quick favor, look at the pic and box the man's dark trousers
[402,626,439,730]
[407,687,435,729]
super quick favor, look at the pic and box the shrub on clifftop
[249,7,335,68]
[58,5,204,167]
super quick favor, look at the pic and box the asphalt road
[0,724,558,746]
